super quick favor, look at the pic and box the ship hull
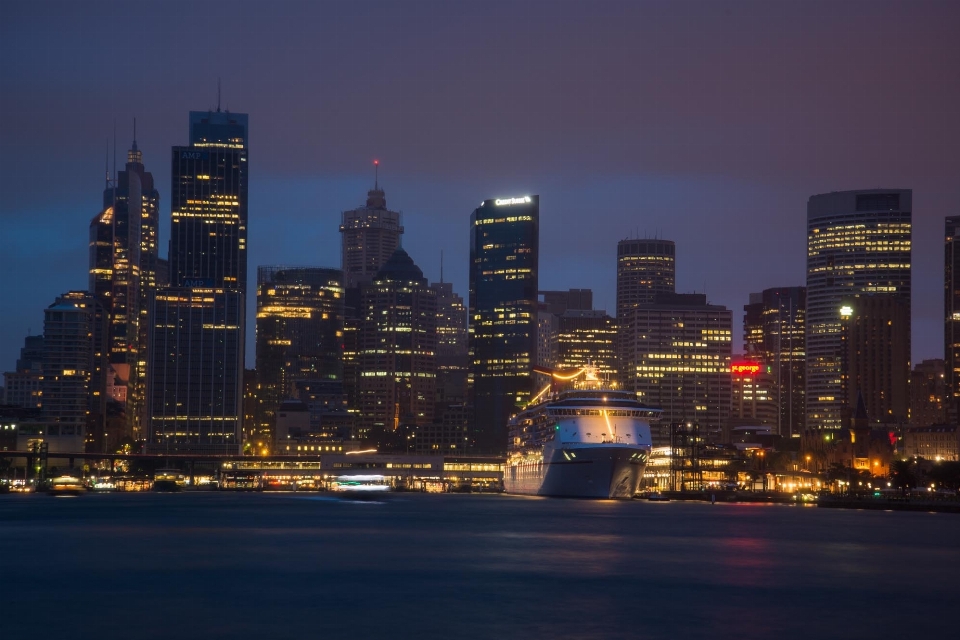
[505,446,647,499]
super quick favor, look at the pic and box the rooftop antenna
[374,159,379,190]
[132,117,137,150]
[440,249,444,284]
[104,138,110,189]
[217,78,221,112]
[112,119,117,184]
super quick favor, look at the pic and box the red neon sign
[731,363,761,375]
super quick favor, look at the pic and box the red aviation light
[731,363,761,375]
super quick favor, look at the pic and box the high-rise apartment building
[806,190,911,431]
[621,293,732,446]
[843,295,910,427]
[432,281,468,403]
[742,287,806,437]
[945,216,960,421]
[147,109,248,454]
[88,134,160,442]
[469,195,539,453]
[358,249,436,437]
[255,266,344,444]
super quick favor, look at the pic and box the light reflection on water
[0,492,956,639]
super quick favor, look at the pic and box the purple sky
[2,0,959,370]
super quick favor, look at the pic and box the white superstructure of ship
[505,365,660,499]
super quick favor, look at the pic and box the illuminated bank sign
[494,196,533,206]
[180,150,209,161]
[184,278,215,288]
[731,363,761,376]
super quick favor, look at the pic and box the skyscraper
[146,109,248,454]
[255,266,344,445]
[339,171,404,290]
[432,280,468,405]
[616,239,676,321]
[945,216,960,421]
[88,132,160,442]
[556,310,618,379]
[469,195,539,453]
[742,287,806,437]
[806,190,911,432]
[911,359,946,428]
[339,176,404,416]
[616,239,676,387]
[358,249,436,437]
[40,292,106,453]
[621,293,732,446]
[2,336,44,409]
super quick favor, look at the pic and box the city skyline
[3,1,960,372]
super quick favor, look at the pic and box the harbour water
[1,492,957,638]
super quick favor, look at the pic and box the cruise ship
[505,366,660,499]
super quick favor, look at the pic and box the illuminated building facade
[339,179,404,416]
[729,361,777,430]
[88,134,160,441]
[469,195,539,454]
[358,249,437,437]
[621,293,732,446]
[616,239,676,386]
[743,287,806,437]
[945,216,960,421]
[255,266,344,445]
[146,288,243,454]
[146,109,248,454]
[432,281,468,404]
[910,359,946,428]
[843,295,910,428]
[556,310,618,379]
[903,425,958,461]
[339,177,404,290]
[806,190,911,431]
[169,111,248,293]
[40,292,106,453]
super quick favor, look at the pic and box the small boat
[646,492,671,502]
[48,475,86,496]
[153,469,186,492]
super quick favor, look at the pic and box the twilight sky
[1,0,959,370]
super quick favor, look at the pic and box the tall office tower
[432,281,468,403]
[742,287,807,437]
[616,239,676,386]
[170,110,248,292]
[358,249,437,437]
[88,134,160,441]
[616,239,676,321]
[910,359,946,428]
[147,289,244,454]
[255,267,345,444]
[843,295,910,428]
[40,292,106,453]
[2,336,44,408]
[536,310,559,370]
[945,216,960,421]
[469,195,539,453]
[339,178,405,416]
[622,293,732,446]
[806,190,911,432]
[536,289,593,381]
[556,310,618,379]
[339,175,404,290]
[147,109,248,454]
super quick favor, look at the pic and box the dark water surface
[1,492,957,639]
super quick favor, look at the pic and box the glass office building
[469,195,539,454]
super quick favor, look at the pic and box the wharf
[818,495,960,514]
